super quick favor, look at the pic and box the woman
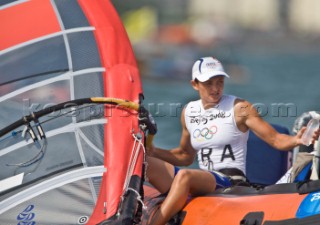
[146,56,319,225]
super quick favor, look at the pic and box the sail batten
[0,68,105,102]
[0,166,106,213]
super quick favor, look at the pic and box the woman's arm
[234,99,319,151]
[147,108,196,166]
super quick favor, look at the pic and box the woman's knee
[174,169,193,186]
[174,170,216,195]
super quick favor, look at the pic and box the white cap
[192,57,229,82]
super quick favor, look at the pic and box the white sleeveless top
[184,95,249,174]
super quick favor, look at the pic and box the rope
[127,187,147,210]
[123,132,144,191]
[118,131,147,217]
[6,139,47,167]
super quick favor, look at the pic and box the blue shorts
[174,166,231,190]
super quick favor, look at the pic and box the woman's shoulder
[233,98,258,120]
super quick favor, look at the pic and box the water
[142,51,320,155]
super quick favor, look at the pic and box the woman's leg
[146,156,176,194]
[149,169,216,225]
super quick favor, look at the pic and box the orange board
[143,185,308,225]
[182,193,306,225]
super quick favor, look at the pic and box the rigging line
[123,133,139,191]
[123,133,144,192]
[14,140,47,177]
[6,139,47,167]
[124,134,140,190]
[132,138,145,179]
[118,133,146,216]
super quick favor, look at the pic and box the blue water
[142,51,320,154]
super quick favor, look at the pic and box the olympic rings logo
[193,126,217,141]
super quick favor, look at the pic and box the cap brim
[196,71,229,82]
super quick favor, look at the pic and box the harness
[219,168,249,185]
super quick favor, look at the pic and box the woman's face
[191,76,225,109]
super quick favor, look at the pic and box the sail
[0,0,143,224]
